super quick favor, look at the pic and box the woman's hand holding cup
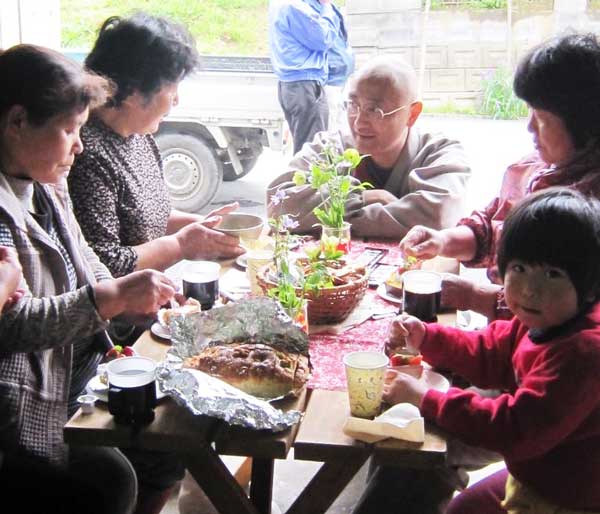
[175,220,243,260]
[203,201,239,223]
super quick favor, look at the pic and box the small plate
[420,369,450,392]
[376,283,403,305]
[235,254,248,270]
[86,375,167,403]
[151,321,171,340]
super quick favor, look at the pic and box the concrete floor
[165,455,373,514]
[162,456,506,514]
[161,115,531,513]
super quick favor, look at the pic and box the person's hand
[0,246,23,312]
[440,273,477,311]
[399,225,445,260]
[386,314,426,356]
[94,270,176,321]
[441,275,501,319]
[203,202,239,224]
[383,369,428,407]
[363,189,397,206]
[175,220,244,260]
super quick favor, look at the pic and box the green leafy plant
[266,190,347,315]
[267,280,305,317]
[302,262,334,295]
[266,197,306,318]
[479,68,528,120]
[318,237,345,261]
[292,146,371,228]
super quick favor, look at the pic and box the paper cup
[343,351,389,418]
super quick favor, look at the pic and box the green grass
[61,0,271,55]
[61,0,526,119]
[478,68,528,119]
[61,0,346,54]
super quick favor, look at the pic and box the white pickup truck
[155,56,285,212]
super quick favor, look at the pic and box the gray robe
[267,128,471,239]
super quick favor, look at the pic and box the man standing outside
[325,3,355,130]
[269,0,341,154]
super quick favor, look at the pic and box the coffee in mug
[402,270,442,322]
[107,356,157,426]
[182,261,221,310]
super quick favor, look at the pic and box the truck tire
[223,147,262,182]
[155,133,222,212]
[222,154,259,182]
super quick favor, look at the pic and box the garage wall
[345,0,600,108]
[0,0,60,49]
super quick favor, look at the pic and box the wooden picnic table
[64,242,457,514]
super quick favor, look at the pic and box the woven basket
[256,264,368,325]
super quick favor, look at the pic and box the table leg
[249,457,274,514]
[183,446,259,514]
[235,456,254,488]
[285,454,369,514]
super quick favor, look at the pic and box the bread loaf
[183,342,309,399]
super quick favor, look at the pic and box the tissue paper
[342,403,425,443]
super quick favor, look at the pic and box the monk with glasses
[268,55,471,239]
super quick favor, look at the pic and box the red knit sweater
[420,303,600,509]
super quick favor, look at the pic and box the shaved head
[349,56,418,103]
[344,55,423,168]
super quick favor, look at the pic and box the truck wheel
[155,133,222,212]
[222,154,259,181]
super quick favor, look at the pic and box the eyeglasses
[342,100,409,122]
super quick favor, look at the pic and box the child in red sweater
[386,188,600,513]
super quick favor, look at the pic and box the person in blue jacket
[325,4,355,130]
[269,0,343,153]
[326,5,354,88]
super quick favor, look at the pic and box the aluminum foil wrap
[157,297,309,431]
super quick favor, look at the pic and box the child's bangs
[503,216,584,272]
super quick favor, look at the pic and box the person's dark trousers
[0,446,137,514]
[278,80,329,154]
[352,463,457,514]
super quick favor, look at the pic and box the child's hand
[383,369,428,407]
[386,314,426,356]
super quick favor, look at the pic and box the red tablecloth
[307,240,403,391]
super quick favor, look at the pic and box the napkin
[342,403,425,444]
[219,268,251,301]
